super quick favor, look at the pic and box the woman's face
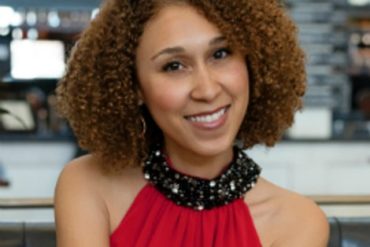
[136,4,249,158]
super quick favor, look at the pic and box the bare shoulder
[246,178,329,247]
[273,185,329,246]
[54,154,145,247]
[55,154,112,211]
[54,154,111,246]
[56,154,106,188]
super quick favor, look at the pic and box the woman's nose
[190,65,222,102]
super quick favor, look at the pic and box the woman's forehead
[137,5,222,52]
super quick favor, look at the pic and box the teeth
[188,107,226,123]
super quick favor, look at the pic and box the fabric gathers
[110,183,262,247]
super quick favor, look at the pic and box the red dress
[110,183,261,246]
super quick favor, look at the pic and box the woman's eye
[162,62,183,72]
[213,48,231,59]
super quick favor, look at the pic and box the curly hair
[56,0,306,172]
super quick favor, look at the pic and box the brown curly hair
[56,0,306,172]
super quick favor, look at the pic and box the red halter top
[109,182,261,246]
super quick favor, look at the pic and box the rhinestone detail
[143,145,261,211]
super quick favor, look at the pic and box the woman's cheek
[230,63,249,91]
[147,82,190,112]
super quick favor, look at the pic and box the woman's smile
[184,105,230,130]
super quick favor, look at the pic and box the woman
[55,0,329,246]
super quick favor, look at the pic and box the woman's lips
[185,105,230,130]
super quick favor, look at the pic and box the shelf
[310,195,370,205]
[0,198,53,209]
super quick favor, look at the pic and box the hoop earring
[139,116,147,138]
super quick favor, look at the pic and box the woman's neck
[163,142,234,180]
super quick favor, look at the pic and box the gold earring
[139,116,146,138]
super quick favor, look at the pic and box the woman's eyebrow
[209,36,226,46]
[151,47,185,61]
[151,36,226,61]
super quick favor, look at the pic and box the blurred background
[0,0,369,226]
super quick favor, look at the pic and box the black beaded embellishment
[142,145,261,211]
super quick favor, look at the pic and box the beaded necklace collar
[143,145,261,211]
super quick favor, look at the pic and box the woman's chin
[189,139,235,158]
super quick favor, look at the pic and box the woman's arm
[54,157,111,247]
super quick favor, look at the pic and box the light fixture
[0,6,14,28]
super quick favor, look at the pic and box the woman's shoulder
[54,154,146,246]
[56,154,145,194]
[57,154,105,183]
[270,181,329,246]
[55,154,117,201]
[55,153,146,217]
[55,154,107,206]
[54,154,113,245]
[246,178,329,247]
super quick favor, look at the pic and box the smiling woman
[55,0,329,246]
[135,5,249,173]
